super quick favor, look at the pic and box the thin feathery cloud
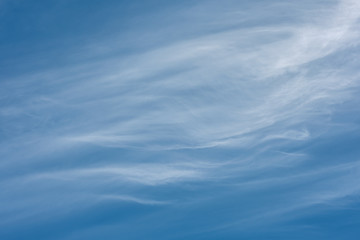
[1,1,360,237]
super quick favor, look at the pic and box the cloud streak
[1,0,360,238]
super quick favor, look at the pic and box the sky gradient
[1,0,360,239]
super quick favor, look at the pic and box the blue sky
[1,0,360,239]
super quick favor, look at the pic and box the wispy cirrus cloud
[3,0,357,152]
[1,0,360,238]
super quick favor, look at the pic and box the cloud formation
[1,0,360,239]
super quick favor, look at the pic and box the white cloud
[31,163,204,186]
[98,195,169,205]
[1,0,360,232]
